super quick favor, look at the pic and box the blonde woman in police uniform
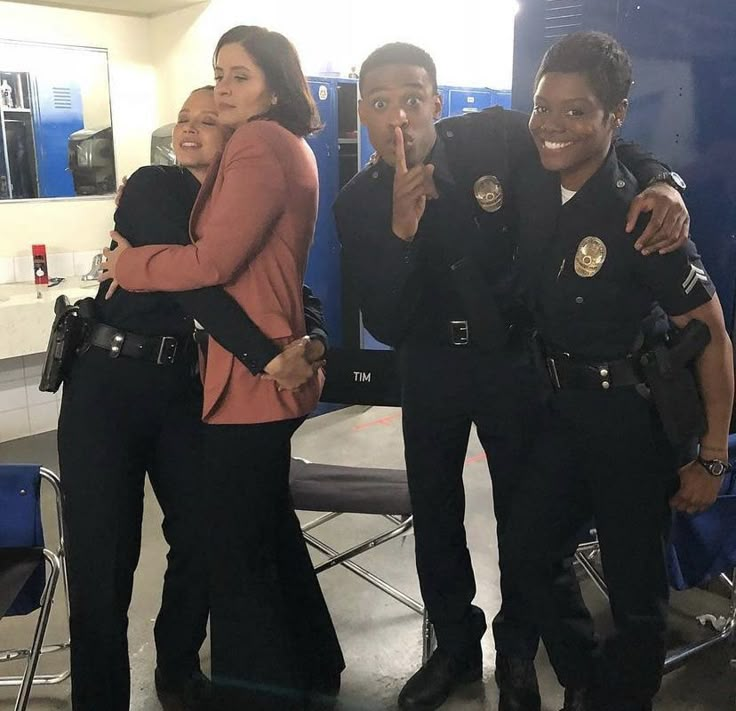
[502,32,733,711]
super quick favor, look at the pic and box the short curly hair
[359,42,438,95]
[535,31,632,112]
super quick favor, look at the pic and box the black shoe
[398,647,482,710]
[494,655,541,711]
[155,668,213,711]
[559,686,593,711]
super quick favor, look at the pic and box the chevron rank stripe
[682,264,708,295]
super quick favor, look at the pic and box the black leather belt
[545,352,643,391]
[88,323,190,365]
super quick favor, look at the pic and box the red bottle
[32,244,49,286]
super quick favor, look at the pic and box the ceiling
[7,0,208,17]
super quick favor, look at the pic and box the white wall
[0,1,157,258]
[150,0,518,124]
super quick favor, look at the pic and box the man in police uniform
[333,42,690,711]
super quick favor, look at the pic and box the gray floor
[1,405,734,710]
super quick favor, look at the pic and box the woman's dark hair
[359,42,438,95]
[213,25,321,137]
[191,84,215,93]
[534,31,632,112]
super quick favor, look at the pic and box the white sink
[0,278,98,360]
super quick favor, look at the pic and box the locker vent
[52,87,73,110]
[545,0,584,39]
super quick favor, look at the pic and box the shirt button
[600,368,609,378]
[371,171,379,179]
[616,179,626,188]
[601,381,611,390]
[445,130,454,138]
[575,296,584,304]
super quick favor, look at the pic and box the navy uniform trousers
[58,347,207,711]
[398,337,587,661]
[502,387,679,711]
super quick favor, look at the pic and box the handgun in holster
[39,296,96,393]
[638,318,711,448]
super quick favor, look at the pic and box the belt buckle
[450,320,470,346]
[109,332,125,359]
[157,336,178,365]
[545,356,561,390]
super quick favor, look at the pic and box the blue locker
[31,76,83,197]
[307,78,343,345]
[491,89,512,109]
[513,0,736,332]
[446,88,496,116]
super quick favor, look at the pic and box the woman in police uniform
[502,32,734,711]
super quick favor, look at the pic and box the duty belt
[545,352,643,391]
[87,323,190,365]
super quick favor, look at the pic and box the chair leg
[663,566,736,672]
[14,550,60,711]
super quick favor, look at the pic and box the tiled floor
[1,406,734,710]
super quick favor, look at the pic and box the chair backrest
[320,347,401,407]
[0,464,46,615]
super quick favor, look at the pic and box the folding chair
[291,347,436,663]
[0,465,70,711]
[574,436,736,672]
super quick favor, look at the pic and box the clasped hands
[262,336,326,392]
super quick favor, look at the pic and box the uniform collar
[563,145,634,211]
[426,133,454,187]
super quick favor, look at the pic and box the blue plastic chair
[575,438,736,672]
[0,465,70,711]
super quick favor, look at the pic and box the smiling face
[172,89,228,182]
[529,71,627,191]
[358,63,442,169]
[214,42,275,130]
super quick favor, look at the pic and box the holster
[638,319,711,448]
[39,296,95,393]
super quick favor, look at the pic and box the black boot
[398,647,483,710]
[155,668,213,711]
[495,655,541,711]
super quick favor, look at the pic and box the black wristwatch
[646,171,687,193]
[696,455,730,478]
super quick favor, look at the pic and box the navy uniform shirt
[518,146,715,361]
[334,109,536,348]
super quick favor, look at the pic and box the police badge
[574,236,607,277]
[473,175,504,213]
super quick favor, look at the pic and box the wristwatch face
[669,171,687,190]
[710,460,726,477]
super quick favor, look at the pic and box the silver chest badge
[473,175,504,213]
[574,236,607,278]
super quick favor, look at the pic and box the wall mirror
[0,39,115,201]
